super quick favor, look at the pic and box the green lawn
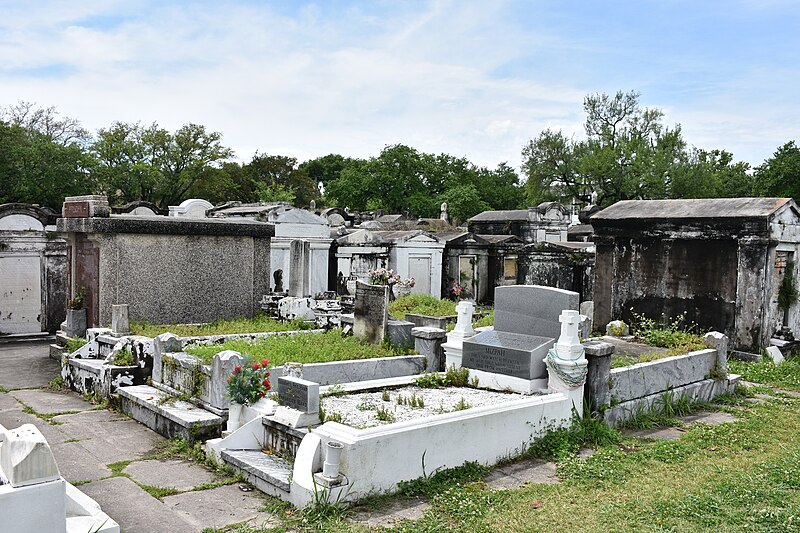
[729,352,800,391]
[131,314,315,338]
[184,330,408,366]
[204,384,800,532]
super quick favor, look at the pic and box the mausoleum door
[409,256,431,295]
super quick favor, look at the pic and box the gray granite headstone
[277,376,319,414]
[494,285,579,339]
[353,281,389,345]
[462,330,554,379]
[111,304,131,336]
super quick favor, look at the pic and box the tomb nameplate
[63,201,89,218]
[277,376,319,414]
[462,330,554,380]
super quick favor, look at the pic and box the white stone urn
[227,402,243,433]
[346,278,358,296]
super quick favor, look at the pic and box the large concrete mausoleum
[591,197,800,356]
[57,196,274,328]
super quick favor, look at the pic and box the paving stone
[350,497,431,528]
[0,391,21,410]
[681,411,738,425]
[485,458,559,489]
[11,388,96,414]
[0,405,69,444]
[125,459,218,491]
[0,340,61,389]
[775,388,800,398]
[52,409,165,463]
[50,440,113,483]
[163,483,278,531]
[80,476,196,533]
[623,427,685,441]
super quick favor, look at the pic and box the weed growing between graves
[48,376,68,391]
[729,351,800,390]
[388,294,457,320]
[14,398,80,425]
[185,330,404,366]
[414,365,473,388]
[375,405,396,423]
[0,385,8,393]
[65,337,88,353]
[131,313,315,338]
[631,311,706,352]
[113,348,135,366]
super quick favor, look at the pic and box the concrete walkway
[0,341,276,533]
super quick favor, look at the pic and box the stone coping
[57,215,274,237]
[118,385,222,428]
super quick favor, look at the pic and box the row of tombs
[3,195,800,357]
[50,283,739,509]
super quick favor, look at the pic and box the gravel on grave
[322,386,527,428]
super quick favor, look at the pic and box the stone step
[262,418,307,458]
[0,331,54,344]
[221,449,292,497]
[118,385,223,441]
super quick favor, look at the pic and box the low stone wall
[585,333,740,426]
[270,355,426,385]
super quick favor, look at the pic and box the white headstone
[555,310,584,361]
[766,346,785,366]
[450,300,476,340]
[0,424,60,487]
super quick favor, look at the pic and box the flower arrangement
[449,280,464,299]
[67,286,87,310]
[227,357,271,405]
[368,267,401,286]
[396,277,416,288]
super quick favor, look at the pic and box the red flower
[262,379,269,386]
[265,372,270,377]
[259,392,265,397]
[252,363,260,370]
[261,359,269,367]
[233,365,242,373]
[265,383,271,391]
[227,377,231,383]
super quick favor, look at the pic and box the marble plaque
[462,330,554,379]
[277,376,319,414]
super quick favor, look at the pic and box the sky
[1,0,798,170]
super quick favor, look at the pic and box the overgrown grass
[185,329,406,366]
[730,352,800,391]
[130,313,316,338]
[388,294,457,320]
[631,312,706,352]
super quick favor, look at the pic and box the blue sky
[1,0,797,170]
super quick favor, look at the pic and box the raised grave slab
[117,385,222,441]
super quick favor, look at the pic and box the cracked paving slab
[124,459,220,492]
[350,497,432,528]
[485,458,560,489]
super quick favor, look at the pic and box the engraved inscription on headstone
[277,376,319,414]
[462,330,554,379]
[353,281,389,345]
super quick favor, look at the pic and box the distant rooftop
[469,210,528,222]
[592,198,793,220]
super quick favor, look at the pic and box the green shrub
[65,337,87,353]
[388,294,456,320]
[632,312,705,352]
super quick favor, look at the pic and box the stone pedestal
[412,327,447,372]
[442,301,477,369]
[63,309,87,339]
[582,340,615,412]
[703,331,729,377]
[111,304,131,336]
[544,310,590,412]
[273,376,320,428]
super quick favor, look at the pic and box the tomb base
[466,369,548,395]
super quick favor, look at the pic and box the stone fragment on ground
[485,458,559,489]
[164,483,278,531]
[350,497,431,528]
[124,459,219,491]
[625,410,738,441]
[680,411,738,425]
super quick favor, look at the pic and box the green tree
[92,122,233,208]
[244,153,319,207]
[1,101,91,146]
[670,149,753,199]
[0,121,96,209]
[754,141,800,201]
[522,91,686,206]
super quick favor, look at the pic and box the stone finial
[0,424,60,487]
[555,310,584,361]
[451,300,476,339]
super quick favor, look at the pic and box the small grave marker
[353,281,389,345]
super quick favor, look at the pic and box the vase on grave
[227,402,243,433]
[64,308,87,338]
